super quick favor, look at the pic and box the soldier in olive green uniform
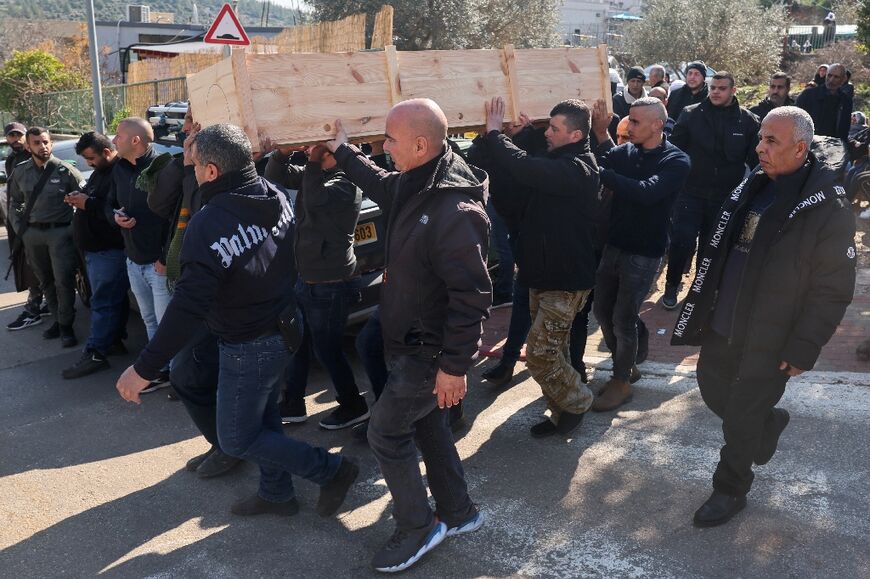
[8,127,86,347]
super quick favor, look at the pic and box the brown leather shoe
[592,379,633,412]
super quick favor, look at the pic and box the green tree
[0,49,88,121]
[307,0,559,50]
[859,0,870,50]
[624,0,787,85]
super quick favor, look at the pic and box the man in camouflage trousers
[478,96,601,437]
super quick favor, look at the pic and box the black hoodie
[134,165,297,380]
[333,143,491,377]
[671,137,856,374]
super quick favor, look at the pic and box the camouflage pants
[526,289,594,420]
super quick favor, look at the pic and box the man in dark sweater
[589,98,691,410]
[750,72,794,121]
[61,132,128,379]
[796,62,853,140]
[264,143,367,430]
[612,66,648,120]
[667,61,709,121]
[117,123,359,520]
[326,99,490,572]
[107,118,171,388]
[663,71,760,309]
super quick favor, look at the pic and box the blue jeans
[217,334,341,502]
[285,278,365,408]
[171,322,220,447]
[486,201,514,297]
[355,307,388,400]
[85,249,129,355]
[126,259,171,341]
[666,193,723,287]
[593,245,661,382]
[367,352,475,530]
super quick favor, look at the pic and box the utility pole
[85,0,106,133]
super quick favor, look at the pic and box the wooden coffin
[187,44,612,151]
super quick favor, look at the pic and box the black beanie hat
[627,66,646,82]
[686,61,708,78]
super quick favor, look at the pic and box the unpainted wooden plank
[597,44,614,115]
[384,45,403,106]
[501,44,521,123]
[231,50,261,151]
[245,51,387,89]
[187,56,245,129]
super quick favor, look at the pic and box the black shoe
[755,409,790,466]
[481,360,515,387]
[693,490,747,527]
[6,311,42,331]
[449,401,464,431]
[629,365,641,384]
[62,349,109,379]
[39,302,51,316]
[319,402,370,430]
[317,458,359,517]
[197,448,242,478]
[186,446,218,472]
[662,283,679,310]
[556,411,585,435]
[371,521,448,573]
[279,398,307,424]
[530,418,557,438]
[60,325,78,348]
[231,494,299,517]
[42,322,60,339]
[105,340,128,356]
[141,371,171,394]
[166,387,180,401]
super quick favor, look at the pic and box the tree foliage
[859,0,870,50]
[624,0,788,84]
[307,0,560,50]
[0,49,89,119]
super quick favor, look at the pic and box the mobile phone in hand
[113,208,129,218]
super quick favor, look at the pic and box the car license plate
[354,222,377,246]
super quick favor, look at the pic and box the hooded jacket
[671,138,856,374]
[670,96,760,200]
[667,82,708,120]
[133,165,297,380]
[333,143,491,377]
[478,131,601,291]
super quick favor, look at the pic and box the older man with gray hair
[796,62,853,139]
[672,106,856,527]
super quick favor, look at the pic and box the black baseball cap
[4,122,26,136]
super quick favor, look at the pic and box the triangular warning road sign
[204,3,250,46]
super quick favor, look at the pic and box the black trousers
[697,333,789,496]
[171,321,221,447]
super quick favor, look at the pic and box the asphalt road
[1,228,869,578]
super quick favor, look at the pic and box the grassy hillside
[0,0,305,27]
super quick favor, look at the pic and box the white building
[559,0,645,47]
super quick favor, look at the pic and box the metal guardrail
[22,77,188,135]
